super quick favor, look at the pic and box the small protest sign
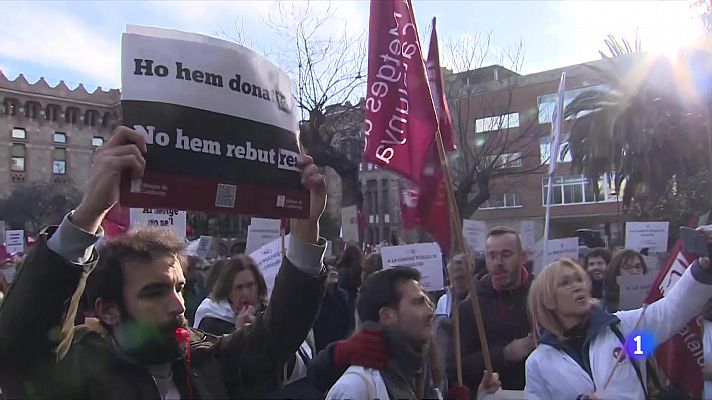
[617,273,657,311]
[531,237,579,274]
[520,220,536,250]
[462,220,487,252]
[245,218,281,255]
[380,243,444,292]
[249,234,290,297]
[129,208,187,240]
[196,235,213,258]
[119,25,308,218]
[625,222,669,253]
[5,230,24,254]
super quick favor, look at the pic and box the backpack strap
[610,324,649,399]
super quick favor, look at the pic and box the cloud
[0,4,120,88]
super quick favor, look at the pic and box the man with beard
[450,226,534,392]
[583,247,611,300]
[0,126,328,399]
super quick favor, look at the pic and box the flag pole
[434,129,494,377]
[450,285,464,385]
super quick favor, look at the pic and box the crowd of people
[0,125,711,400]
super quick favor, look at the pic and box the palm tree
[563,36,710,209]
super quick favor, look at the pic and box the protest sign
[245,218,281,255]
[119,25,308,218]
[625,221,669,253]
[520,220,536,250]
[531,237,579,274]
[617,273,657,311]
[129,208,187,240]
[462,220,487,253]
[196,235,213,258]
[380,243,444,292]
[249,234,290,297]
[341,205,359,243]
[5,230,24,254]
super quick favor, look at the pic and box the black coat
[449,272,533,391]
[312,286,354,352]
[0,228,326,399]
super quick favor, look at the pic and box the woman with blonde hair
[525,253,712,400]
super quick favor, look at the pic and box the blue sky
[0,1,705,92]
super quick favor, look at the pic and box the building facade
[0,72,120,194]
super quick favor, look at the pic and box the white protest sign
[119,25,308,218]
[380,243,444,292]
[129,208,187,240]
[196,235,213,258]
[341,205,359,243]
[462,220,487,252]
[531,237,579,275]
[617,273,657,311]
[5,230,24,254]
[249,234,290,297]
[625,221,669,253]
[520,220,536,250]
[245,218,281,254]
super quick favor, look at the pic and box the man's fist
[291,154,326,244]
[73,126,147,233]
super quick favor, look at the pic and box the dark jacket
[312,286,354,352]
[0,229,326,399]
[450,270,533,392]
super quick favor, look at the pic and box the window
[92,136,104,147]
[11,128,26,140]
[85,110,97,127]
[53,132,67,144]
[487,152,522,169]
[540,135,572,165]
[367,180,379,217]
[102,112,110,128]
[11,144,25,172]
[542,174,619,206]
[381,180,390,217]
[24,102,39,119]
[481,192,522,209]
[3,99,18,116]
[65,107,78,124]
[53,148,66,175]
[537,84,608,124]
[45,104,60,121]
[475,112,519,133]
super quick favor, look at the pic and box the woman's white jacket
[525,261,712,400]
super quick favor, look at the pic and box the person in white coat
[525,252,712,400]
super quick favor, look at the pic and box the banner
[644,239,702,397]
[425,17,455,151]
[249,234,290,297]
[5,230,24,254]
[363,0,438,183]
[625,221,669,253]
[245,217,281,255]
[129,208,187,240]
[462,220,487,252]
[119,25,308,218]
[381,242,444,292]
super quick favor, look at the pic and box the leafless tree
[443,35,546,218]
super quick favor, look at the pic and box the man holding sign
[0,126,329,400]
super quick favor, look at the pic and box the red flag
[101,204,130,238]
[644,236,702,397]
[363,0,438,183]
[425,17,455,151]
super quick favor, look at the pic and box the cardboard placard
[380,243,444,292]
[5,230,24,254]
[196,235,213,258]
[625,221,669,253]
[531,237,579,274]
[520,220,536,250]
[129,208,187,240]
[617,273,657,311]
[249,234,290,297]
[119,25,308,218]
[462,220,487,252]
